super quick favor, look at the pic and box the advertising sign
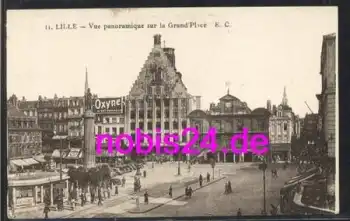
[92,97,125,114]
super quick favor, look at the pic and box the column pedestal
[223,153,226,163]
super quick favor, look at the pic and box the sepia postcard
[6,7,338,219]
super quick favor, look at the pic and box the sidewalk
[128,176,226,214]
[12,162,219,219]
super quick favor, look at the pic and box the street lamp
[259,158,267,214]
[178,153,181,176]
[53,130,64,211]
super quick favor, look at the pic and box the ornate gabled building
[125,34,200,160]
[188,90,270,163]
[268,87,296,162]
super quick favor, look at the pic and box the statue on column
[85,88,93,110]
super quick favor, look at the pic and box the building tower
[282,86,288,106]
[83,69,96,169]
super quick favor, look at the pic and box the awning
[65,148,82,159]
[52,149,67,158]
[34,154,46,163]
[10,159,29,167]
[22,158,40,165]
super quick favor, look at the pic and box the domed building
[188,90,271,163]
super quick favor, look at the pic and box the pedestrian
[107,186,111,198]
[144,190,149,204]
[115,185,119,195]
[185,186,189,198]
[199,174,203,187]
[97,188,103,206]
[188,164,191,172]
[43,205,50,219]
[207,172,210,182]
[228,180,232,193]
[122,176,126,187]
[169,185,173,198]
[237,208,242,217]
[143,170,147,178]
[224,182,228,194]
[188,186,193,198]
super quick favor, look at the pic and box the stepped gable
[129,34,189,99]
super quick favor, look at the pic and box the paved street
[93,163,297,218]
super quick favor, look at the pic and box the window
[164,99,170,107]
[130,111,136,120]
[165,122,169,130]
[156,122,161,129]
[139,111,144,119]
[131,123,136,130]
[173,109,178,118]
[112,127,117,135]
[173,121,178,129]
[119,127,124,134]
[139,122,144,130]
[182,121,187,129]
[147,111,152,119]
[119,118,125,124]
[156,110,161,118]
[156,99,161,108]
[165,110,169,118]
[105,128,110,133]
[284,123,288,131]
[97,126,102,134]
[105,118,110,124]
[112,117,117,123]
[148,122,152,130]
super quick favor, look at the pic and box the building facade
[125,34,200,160]
[188,91,270,163]
[316,33,336,159]
[268,87,295,162]
[94,97,126,163]
[7,95,43,168]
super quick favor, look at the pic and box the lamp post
[53,130,64,211]
[259,159,267,214]
[178,153,181,176]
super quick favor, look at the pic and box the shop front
[8,173,70,211]
[270,143,291,162]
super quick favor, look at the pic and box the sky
[7,7,337,117]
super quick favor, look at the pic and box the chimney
[267,100,271,112]
[163,48,176,68]
[153,34,161,47]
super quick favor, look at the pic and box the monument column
[83,110,96,170]
[83,88,96,170]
